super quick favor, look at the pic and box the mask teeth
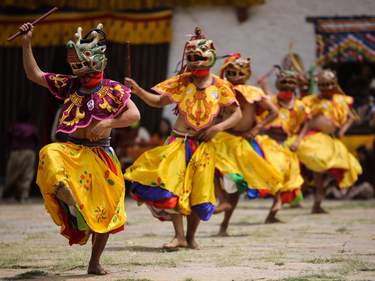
[97,23,103,30]
[75,27,82,44]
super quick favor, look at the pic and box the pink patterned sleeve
[43,73,75,100]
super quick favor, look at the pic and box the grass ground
[0,198,374,281]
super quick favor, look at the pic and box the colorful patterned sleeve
[151,73,189,103]
[217,79,238,106]
[109,81,132,115]
[43,73,75,100]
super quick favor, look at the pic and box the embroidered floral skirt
[124,134,216,221]
[254,135,304,204]
[36,142,126,245]
[287,132,362,188]
[211,132,282,198]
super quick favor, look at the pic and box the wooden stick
[126,41,131,78]
[256,66,276,85]
[7,7,58,41]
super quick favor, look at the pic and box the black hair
[81,29,107,46]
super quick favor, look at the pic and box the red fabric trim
[277,91,294,101]
[110,225,124,234]
[305,130,319,137]
[328,168,345,183]
[80,72,103,88]
[191,69,210,77]
[281,190,296,204]
[147,196,178,209]
[97,148,118,175]
[132,193,178,209]
[60,210,87,246]
[258,189,270,198]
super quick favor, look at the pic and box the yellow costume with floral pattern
[37,143,126,245]
[125,73,237,221]
[256,96,306,193]
[152,72,236,130]
[260,96,308,136]
[211,85,282,196]
[302,93,353,127]
[36,71,130,245]
[287,93,362,188]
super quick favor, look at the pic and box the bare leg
[88,232,109,275]
[218,193,240,236]
[265,192,283,223]
[214,177,232,214]
[186,212,201,249]
[312,172,328,214]
[163,214,187,249]
[55,181,76,206]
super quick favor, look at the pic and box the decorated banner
[0,0,264,10]
[0,10,172,47]
[307,16,375,65]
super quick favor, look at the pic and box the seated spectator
[2,110,38,202]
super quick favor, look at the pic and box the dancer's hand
[247,124,262,139]
[290,140,300,152]
[336,129,345,138]
[199,125,221,141]
[19,22,33,45]
[124,77,140,95]
[89,120,111,141]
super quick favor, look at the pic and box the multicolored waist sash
[66,136,111,147]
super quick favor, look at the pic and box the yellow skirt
[124,135,216,221]
[255,135,304,193]
[287,132,362,188]
[37,142,126,245]
[210,132,282,195]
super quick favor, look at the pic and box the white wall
[163,0,375,121]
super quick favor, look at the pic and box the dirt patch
[0,199,374,281]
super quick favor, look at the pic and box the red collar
[192,68,210,77]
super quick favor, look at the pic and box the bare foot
[265,215,283,224]
[214,202,232,214]
[162,237,187,251]
[187,238,200,250]
[217,225,229,237]
[311,205,329,214]
[88,263,108,275]
[55,182,76,206]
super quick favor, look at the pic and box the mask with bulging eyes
[185,38,216,70]
[316,70,338,93]
[223,57,251,85]
[66,23,107,76]
[275,69,298,92]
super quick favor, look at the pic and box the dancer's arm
[247,97,278,138]
[200,104,242,141]
[21,23,47,88]
[124,77,171,108]
[290,122,309,152]
[258,79,272,96]
[88,100,140,141]
[337,111,354,138]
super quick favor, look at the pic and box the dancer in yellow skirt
[287,70,362,213]
[124,28,242,249]
[19,22,140,274]
[256,69,306,223]
[210,53,282,235]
